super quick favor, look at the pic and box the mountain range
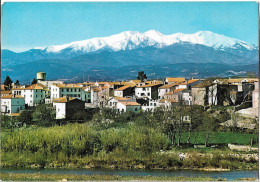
[1,30,259,83]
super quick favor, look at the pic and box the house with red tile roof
[116,101,141,113]
[53,97,85,119]
[1,94,25,114]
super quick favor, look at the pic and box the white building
[135,83,162,100]
[12,83,47,107]
[158,84,177,99]
[141,100,159,112]
[53,97,85,119]
[1,95,25,113]
[116,101,141,113]
[51,84,83,101]
[114,86,131,97]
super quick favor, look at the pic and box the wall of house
[53,102,66,119]
[192,87,206,105]
[33,89,46,105]
[11,98,25,113]
[24,90,34,106]
[1,99,11,113]
[208,84,218,105]
[51,85,61,100]
[126,105,141,113]
[135,87,151,99]
[116,102,127,112]
[1,98,25,113]
[82,91,91,103]
[114,90,123,97]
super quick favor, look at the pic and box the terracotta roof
[53,97,76,103]
[121,82,136,87]
[130,80,142,84]
[107,81,121,85]
[1,94,24,99]
[146,80,163,84]
[1,85,6,91]
[92,87,102,92]
[25,83,47,90]
[174,88,185,93]
[53,83,82,88]
[8,113,21,117]
[246,78,259,83]
[119,101,141,106]
[113,96,131,101]
[1,91,12,94]
[159,84,177,89]
[160,99,178,103]
[137,83,161,88]
[192,82,214,88]
[179,82,188,85]
[115,85,130,91]
[164,91,173,96]
[166,77,185,83]
[187,79,200,84]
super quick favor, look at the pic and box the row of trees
[3,75,38,90]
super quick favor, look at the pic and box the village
[1,71,259,122]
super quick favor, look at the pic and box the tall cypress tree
[4,76,13,90]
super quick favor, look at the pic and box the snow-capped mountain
[1,30,258,82]
[43,30,257,54]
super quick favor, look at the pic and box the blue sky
[2,2,259,52]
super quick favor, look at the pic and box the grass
[180,132,258,146]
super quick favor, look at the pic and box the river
[1,168,258,181]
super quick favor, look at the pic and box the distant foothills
[1,30,259,83]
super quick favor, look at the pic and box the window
[62,89,64,92]
[150,103,152,106]
[17,101,19,104]
[142,88,145,91]
[71,89,73,92]
[62,94,64,97]
[78,94,80,97]
[110,102,112,106]
[30,95,32,98]
[36,95,37,98]
[122,109,124,112]
[67,89,69,92]
[75,89,77,92]
[154,103,156,106]
[148,93,150,96]
[135,107,138,111]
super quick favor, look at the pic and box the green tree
[15,80,20,86]
[18,110,33,125]
[137,71,147,82]
[4,76,13,90]
[32,104,55,126]
[31,78,37,85]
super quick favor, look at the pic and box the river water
[1,168,258,181]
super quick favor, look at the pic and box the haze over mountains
[1,30,258,83]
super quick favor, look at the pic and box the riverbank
[1,169,258,181]
[0,173,219,181]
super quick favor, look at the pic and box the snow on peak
[33,47,45,50]
[43,30,256,53]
